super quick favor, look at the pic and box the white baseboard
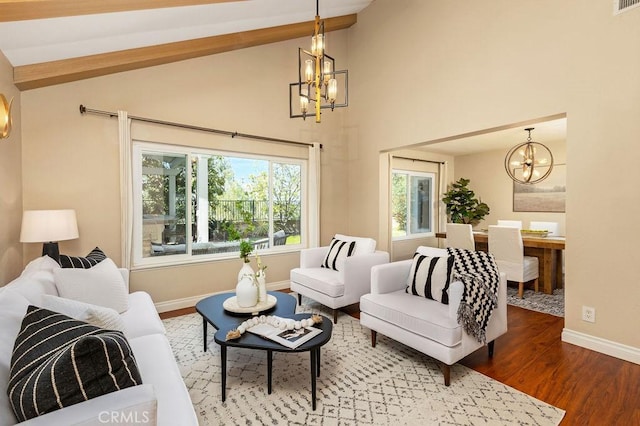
[154,280,291,313]
[562,328,640,365]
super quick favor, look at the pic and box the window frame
[132,141,307,268]
[391,169,436,241]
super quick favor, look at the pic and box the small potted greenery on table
[239,240,253,263]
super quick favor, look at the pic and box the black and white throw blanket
[446,247,500,343]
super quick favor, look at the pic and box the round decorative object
[504,128,554,184]
[235,275,258,308]
[223,294,277,314]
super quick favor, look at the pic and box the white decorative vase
[236,276,257,308]
[256,272,267,303]
[238,261,254,282]
[236,262,257,308]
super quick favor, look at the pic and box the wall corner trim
[561,328,640,365]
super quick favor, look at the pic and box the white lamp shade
[20,209,79,243]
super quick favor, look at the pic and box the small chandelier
[504,127,554,184]
[289,0,348,123]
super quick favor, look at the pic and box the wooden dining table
[435,231,565,294]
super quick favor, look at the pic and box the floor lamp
[20,209,79,263]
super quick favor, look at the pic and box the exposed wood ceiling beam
[0,0,243,22]
[13,14,357,90]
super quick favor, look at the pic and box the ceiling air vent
[614,0,640,15]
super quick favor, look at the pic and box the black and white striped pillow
[321,238,356,271]
[405,253,454,304]
[7,306,141,422]
[59,246,107,268]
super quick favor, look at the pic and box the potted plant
[442,178,490,225]
[239,240,253,263]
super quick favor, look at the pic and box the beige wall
[0,52,22,285]
[9,0,640,358]
[20,33,351,302]
[453,138,567,234]
[349,0,640,353]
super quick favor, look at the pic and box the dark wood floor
[161,302,640,425]
[460,305,640,426]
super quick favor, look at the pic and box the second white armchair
[359,246,507,386]
[290,234,389,323]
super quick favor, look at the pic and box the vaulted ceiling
[0,0,373,90]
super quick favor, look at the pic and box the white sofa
[360,246,507,386]
[0,256,197,426]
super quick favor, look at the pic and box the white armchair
[290,235,389,323]
[360,246,507,386]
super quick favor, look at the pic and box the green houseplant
[239,240,253,263]
[442,178,490,225]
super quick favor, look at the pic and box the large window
[391,170,435,239]
[133,143,304,266]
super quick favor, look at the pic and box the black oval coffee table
[214,313,332,411]
[196,291,297,352]
[196,291,332,411]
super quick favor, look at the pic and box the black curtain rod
[392,155,445,165]
[79,105,319,148]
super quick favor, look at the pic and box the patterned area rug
[506,287,564,317]
[164,299,564,425]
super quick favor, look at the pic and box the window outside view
[139,148,302,261]
[391,170,434,239]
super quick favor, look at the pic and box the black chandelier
[289,0,348,123]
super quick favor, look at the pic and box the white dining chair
[497,220,523,229]
[445,223,475,251]
[529,221,559,236]
[488,225,539,298]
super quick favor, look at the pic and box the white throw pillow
[41,294,126,333]
[405,253,454,304]
[4,255,61,305]
[4,270,59,305]
[53,258,129,313]
[334,234,376,255]
[416,246,448,257]
[321,237,356,271]
[22,255,61,276]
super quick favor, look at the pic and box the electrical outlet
[582,306,596,323]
